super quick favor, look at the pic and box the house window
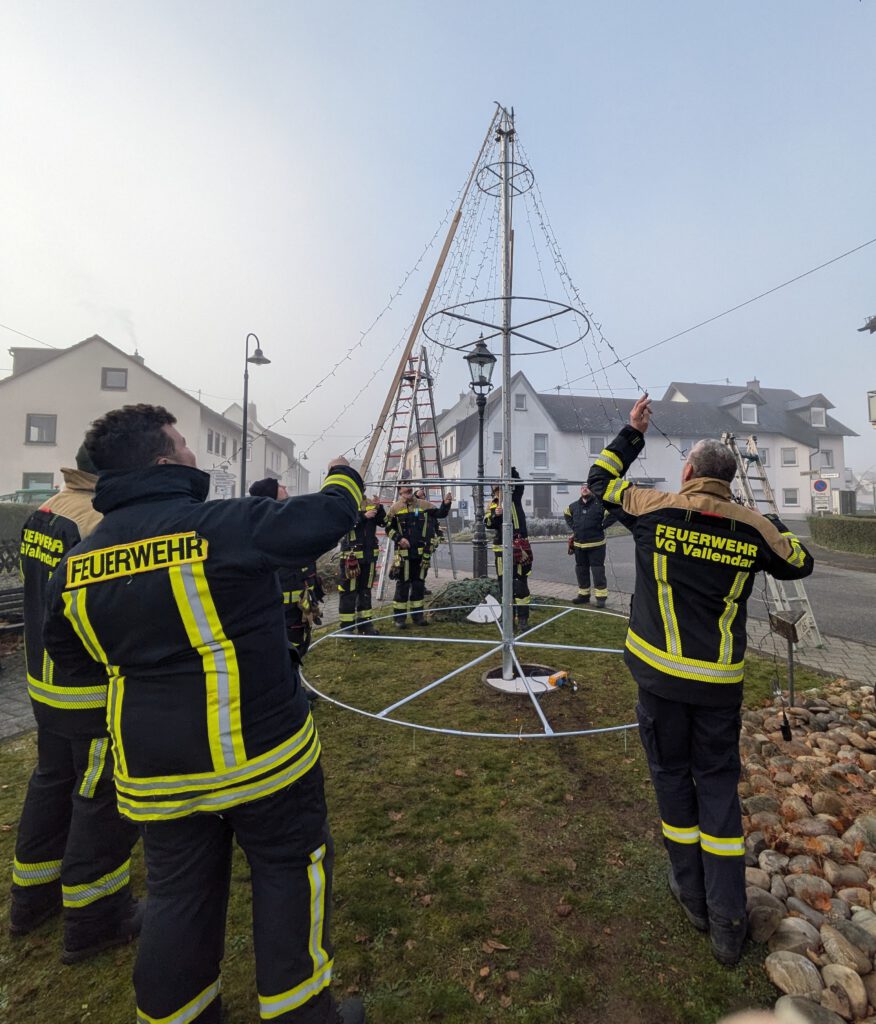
[781,448,798,467]
[820,450,834,469]
[534,434,548,468]
[740,403,758,425]
[25,413,57,444]
[556,484,569,494]
[101,367,128,390]
[207,429,214,453]
[811,407,826,428]
[514,393,527,411]
[589,436,605,456]
[758,448,769,466]
[783,488,799,507]
[220,435,227,457]
[492,432,502,453]
[22,472,54,491]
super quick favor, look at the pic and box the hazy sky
[2,1,874,477]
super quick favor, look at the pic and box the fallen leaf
[481,938,510,952]
[479,966,490,978]
[499,995,512,1008]
[505,970,520,982]
[354,934,369,944]
[473,991,486,1004]
[405,939,416,950]
[556,901,573,918]
[388,811,404,822]
[454,768,468,778]
[419,894,433,907]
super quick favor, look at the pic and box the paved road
[434,534,876,646]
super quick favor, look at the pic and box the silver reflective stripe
[13,858,62,886]
[137,978,221,1024]
[626,631,743,683]
[178,564,236,768]
[653,554,681,655]
[27,679,107,708]
[258,960,333,1019]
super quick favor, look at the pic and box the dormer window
[514,393,527,411]
[740,403,758,425]
[811,407,826,428]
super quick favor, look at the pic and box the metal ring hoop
[476,160,534,197]
[301,601,637,740]
[424,296,591,357]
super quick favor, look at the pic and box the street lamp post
[240,333,271,496]
[464,336,497,578]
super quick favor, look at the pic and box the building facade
[0,335,306,501]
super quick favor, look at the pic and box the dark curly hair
[84,404,178,471]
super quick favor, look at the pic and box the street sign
[822,472,840,479]
[812,479,829,494]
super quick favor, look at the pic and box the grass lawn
[0,605,827,1024]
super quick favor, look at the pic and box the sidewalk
[1,572,873,744]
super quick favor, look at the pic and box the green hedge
[808,515,876,556]
[0,503,37,542]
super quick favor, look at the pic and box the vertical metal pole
[787,637,796,707]
[498,109,515,679]
[240,359,250,496]
[472,393,487,577]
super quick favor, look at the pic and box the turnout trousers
[392,555,426,624]
[493,551,531,626]
[636,687,746,922]
[134,762,335,1024]
[12,725,138,946]
[337,560,375,630]
[573,543,607,600]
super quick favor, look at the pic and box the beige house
[0,334,306,500]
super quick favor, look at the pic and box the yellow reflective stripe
[717,571,748,664]
[79,738,108,798]
[573,539,606,549]
[625,630,744,684]
[603,479,630,504]
[338,613,356,623]
[308,844,330,979]
[515,596,532,606]
[27,673,108,710]
[700,831,745,857]
[662,821,700,845]
[12,857,62,886]
[597,448,623,472]
[282,590,303,604]
[322,473,363,507]
[115,735,321,822]
[169,563,246,772]
[592,458,620,478]
[653,554,681,656]
[137,978,221,1024]
[62,858,130,907]
[62,588,109,665]
[593,588,608,598]
[115,714,316,796]
[259,962,333,1020]
[107,672,128,777]
[782,532,807,568]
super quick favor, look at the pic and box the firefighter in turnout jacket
[11,447,141,961]
[564,483,616,606]
[337,496,386,635]
[249,479,323,660]
[44,406,365,1024]
[385,486,442,627]
[588,395,813,967]
[484,467,532,629]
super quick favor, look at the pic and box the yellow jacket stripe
[12,857,62,886]
[717,571,748,664]
[63,588,110,666]
[62,858,130,908]
[79,738,109,798]
[653,554,682,655]
[573,539,607,549]
[626,629,744,684]
[259,963,333,1020]
[662,821,700,845]
[26,673,108,710]
[322,473,363,507]
[782,532,807,569]
[137,978,221,1024]
[115,733,321,822]
[115,714,316,796]
[603,479,630,505]
[107,671,129,778]
[596,448,623,473]
[700,831,745,857]
[169,562,246,771]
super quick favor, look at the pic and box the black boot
[9,894,62,937]
[571,595,590,605]
[62,896,145,965]
[668,868,708,932]
[358,622,379,636]
[335,996,366,1023]
[709,913,747,966]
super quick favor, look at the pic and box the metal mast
[498,109,515,679]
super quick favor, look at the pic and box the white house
[0,335,307,500]
[419,373,855,521]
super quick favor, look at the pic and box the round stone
[765,951,824,1000]
[820,923,872,974]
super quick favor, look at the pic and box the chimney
[746,378,761,393]
[247,401,258,423]
[132,349,145,365]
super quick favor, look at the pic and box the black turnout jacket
[340,499,387,561]
[44,463,362,821]
[588,426,813,707]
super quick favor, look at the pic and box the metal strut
[722,432,823,647]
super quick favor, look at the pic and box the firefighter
[484,467,532,630]
[385,486,441,627]
[415,488,453,590]
[588,395,814,967]
[249,479,323,660]
[44,405,365,1024]
[337,495,386,635]
[11,445,141,962]
[563,483,617,607]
